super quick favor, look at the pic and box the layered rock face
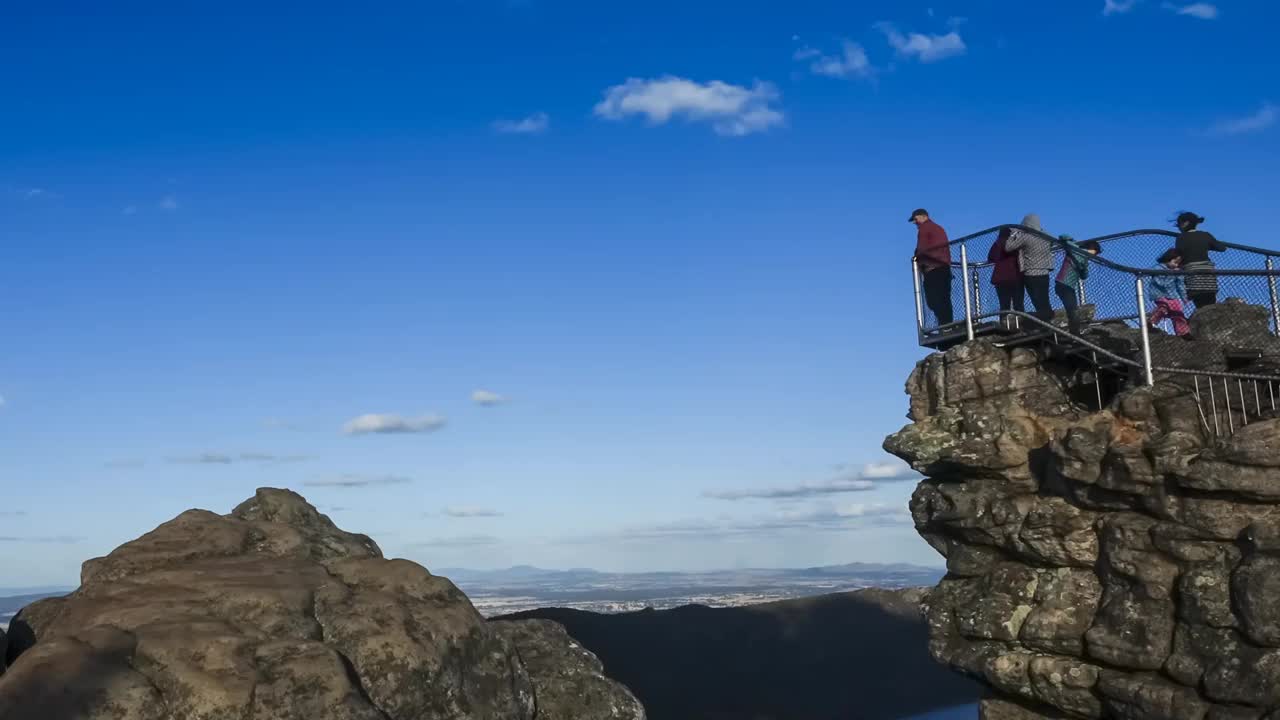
[0,488,644,720]
[886,339,1280,720]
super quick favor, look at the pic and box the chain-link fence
[913,224,1280,385]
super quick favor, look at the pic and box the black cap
[909,208,928,222]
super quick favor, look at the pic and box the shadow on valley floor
[497,588,981,720]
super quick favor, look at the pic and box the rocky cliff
[885,331,1280,720]
[0,488,644,720]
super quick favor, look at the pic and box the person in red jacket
[987,227,1024,315]
[911,208,953,327]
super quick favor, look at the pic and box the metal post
[960,245,975,341]
[911,257,925,340]
[1135,276,1154,386]
[972,268,982,320]
[1267,257,1280,336]
[1225,378,1234,434]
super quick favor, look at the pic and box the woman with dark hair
[1173,211,1226,307]
[988,227,1025,316]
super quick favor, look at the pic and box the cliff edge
[886,334,1280,720]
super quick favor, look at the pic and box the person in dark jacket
[1054,237,1101,335]
[911,208,953,327]
[988,227,1025,315]
[1173,211,1226,307]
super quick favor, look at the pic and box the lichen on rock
[888,335,1280,720]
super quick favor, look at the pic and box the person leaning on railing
[1174,211,1226,308]
[1004,214,1056,322]
[1054,237,1101,335]
[988,227,1026,315]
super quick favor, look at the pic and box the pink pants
[1149,298,1190,336]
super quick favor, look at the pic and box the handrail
[943,224,1280,259]
[930,224,1280,277]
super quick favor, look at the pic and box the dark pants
[1056,283,1081,335]
[996,280,1025,313]
[922,268,953,327]
[1190,292,1217,309]
[1024,275,1054,323]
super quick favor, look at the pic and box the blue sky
[2,0,1277,586]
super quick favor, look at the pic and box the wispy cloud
[493,112,550,135]
[594,76,785,137]
[471,389,506,407]
[1164,2,1218,18]
[159,195,179,211]
[0,535,85,544]
[342,413,447,435]
[1208,103,1277,136]
[557,503,909,544]
[121,205,138,216]
[442,506,504,518]
[796,40,875,80]
[1103,0,1141,15]
[704,461,920,501]
[409,534,503,548]
[167,452,311,465]
[876,23,966,63]
[304,474,413,488]
[104,459,146,469]
[0,511,28,517]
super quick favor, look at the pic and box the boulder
[0,488,643,720]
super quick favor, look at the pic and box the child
[1148,248,1191,337]
[1054,236,1102,335]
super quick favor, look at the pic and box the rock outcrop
[886,334,1280,720]
[0,488,644,720]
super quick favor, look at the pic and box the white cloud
[1103,0,1141,15]
[25,188,45,199]
[304,474,413,488]
[704,461,920,501]
[104,459,146,469]
[594,76,785,137]
[167,452,310,465]
[876,23,966,63]
[122,205,138,216]
[410,534,503,548]
[159,195,179,211]
[800,40,875,79]
[493,112,550,135]
[557,503,909,545]
[1165,2,1218,18]
[1208,103,1277,137]
[443,506,504,518]
[471,389,506,407]
[342,413,447,435]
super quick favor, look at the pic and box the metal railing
[912,225,1280,437]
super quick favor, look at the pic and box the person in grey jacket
[1004,214,1055,322]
